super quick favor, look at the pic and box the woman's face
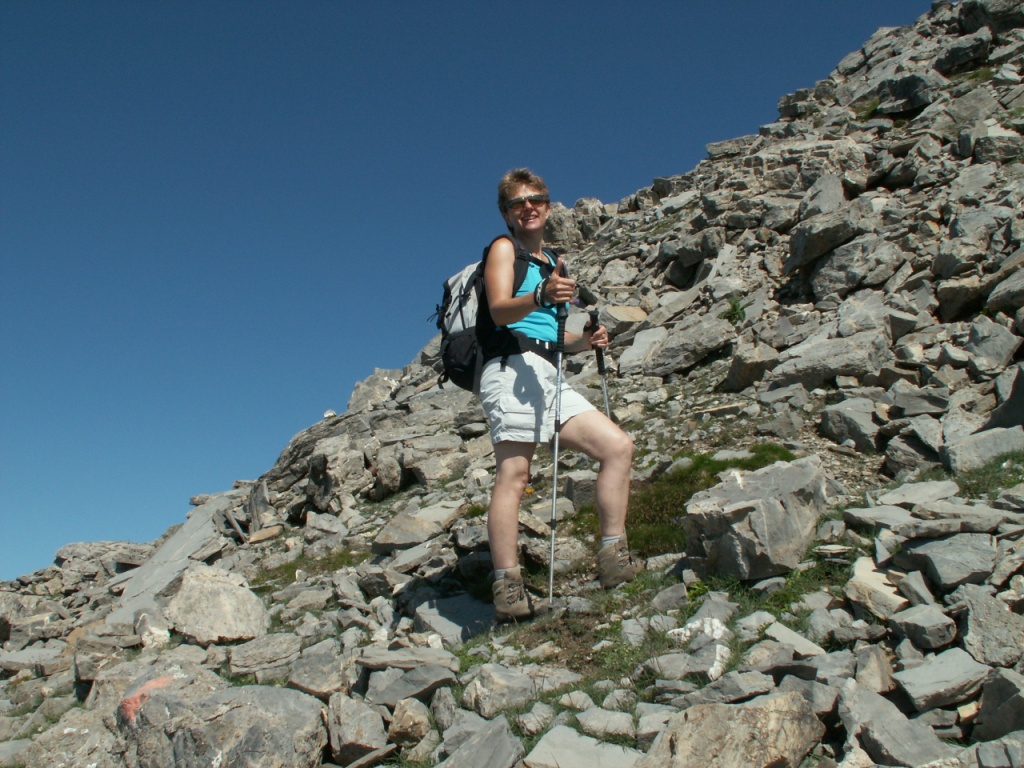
[502,184,550,237]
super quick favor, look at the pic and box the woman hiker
[480,168,639,622]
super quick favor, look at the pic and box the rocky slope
[3,1,1024,766]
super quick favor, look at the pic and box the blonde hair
[497,168,549,212]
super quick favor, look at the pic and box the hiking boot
[597,534,640,589]
[492,566,534,622]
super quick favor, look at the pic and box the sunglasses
[503,194,550,212]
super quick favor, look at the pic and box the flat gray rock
[892,647,990,712]
[413,593,494,647]
[522,724,643,768]
[838,679,954,767]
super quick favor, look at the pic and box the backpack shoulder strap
[483,235,553,295]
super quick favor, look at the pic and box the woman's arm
[565,323,609,354]
[483,238,538,327]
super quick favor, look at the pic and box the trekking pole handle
[554,261,569,354]
[587,309,606,376]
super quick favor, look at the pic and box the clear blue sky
[1,1,928,580]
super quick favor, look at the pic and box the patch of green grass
[687,554,853,625]
[952,450,1024,498]
[957,66,994,83]
[251,547,368,588]
[910,450,1024,500]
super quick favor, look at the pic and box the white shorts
[479,351,595,444]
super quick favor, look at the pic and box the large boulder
[635,692,823,768]
[166,565,270,646]
[683,456,828,580]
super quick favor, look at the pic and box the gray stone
[889,604,956,651]
[787,198,876,271]
[17,706,121,768]
[764,622,826,658]
[956,583,1024,667]
[357,646,460,673]
[576,707,636,740]
[366,663,457,709]
[843,504,915,529]
[964,316,1023,376]
[820,397,879,452]
[438,715,524,768]
[895,569,937,605]
[769,330,892,389]
[228,632,301,676]
[811,234,906,299]
[388,696,432,747]
[672,670,775,709]
[371,500,461,553]
[974,667,1024,742]
[877,479,960,507]
[892,647,990,712]
[777,675,839,718]
[618,327,668,376]
[287,648,347,700]
[844,557,910,620]
[461,663,537,719]
[894,532,996,590]
[721,342,779,392]
[644,315,735,377]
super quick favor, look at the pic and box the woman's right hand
[543,257,575,305]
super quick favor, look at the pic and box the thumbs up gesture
[544,257,575,305]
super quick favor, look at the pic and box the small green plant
[718,295,753,326]
[854,97,880,121]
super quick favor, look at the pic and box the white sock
[601,535,621,548]
[494,568,511,581]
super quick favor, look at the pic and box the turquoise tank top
[509,253,558,343]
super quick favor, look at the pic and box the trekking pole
[588,309,611,418]
[548,279,569,603]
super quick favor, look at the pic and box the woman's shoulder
[486,234,516,262]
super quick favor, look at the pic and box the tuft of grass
[952,450,1024,499]
[854,97,880,121]
[911,450,1024,500]
[464,503,487,518]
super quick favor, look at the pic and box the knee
[614,430,634,463]
[494,463,531,496]
[602,429,633,467]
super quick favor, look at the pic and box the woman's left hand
[589,324,609,348]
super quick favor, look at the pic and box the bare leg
[488,441,536,570]
[560,410,634,537]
